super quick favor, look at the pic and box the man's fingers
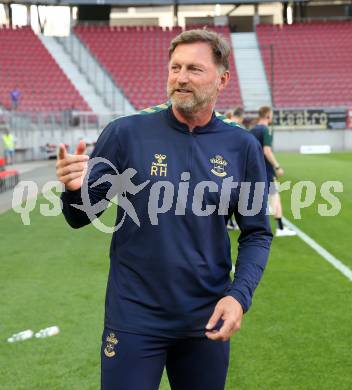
[206,319,237,341]
[56,154,89,169]
[205,297,243,341]
[56,155,89,174]
[205,306,223,331]
[75,140,87,155]
[56,146,89,167]
[205,331,221,341]
[59,171,85,184]
[56,150,89,189]
[58,144,67,160]
[57,162,87,177]
[68,154,89,163]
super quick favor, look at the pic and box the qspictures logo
[11,157,343,233]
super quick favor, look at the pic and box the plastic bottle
[7,329,34,343]
[35,326,60,338]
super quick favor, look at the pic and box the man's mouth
[174,88,193,94]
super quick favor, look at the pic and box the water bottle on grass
[7,329,34,343]
[35,326,60,338]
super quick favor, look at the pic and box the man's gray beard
[168,90,214,116]
[170,95,199,114]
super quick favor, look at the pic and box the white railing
[56,34,131,114]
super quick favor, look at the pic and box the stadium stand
[74,25,242,111]
[0,26,90,112]
[256,21,352,108]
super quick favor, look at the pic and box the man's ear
[218,70,230,92]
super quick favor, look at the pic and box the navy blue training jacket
[61,103,273,337]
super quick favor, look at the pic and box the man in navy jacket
[57,29,272,390]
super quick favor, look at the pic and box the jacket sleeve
[227,138,273,312]
[61,120,121,229]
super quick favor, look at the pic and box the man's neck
[257,119,269,126]
[172,105,214,132]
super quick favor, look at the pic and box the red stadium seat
[0,157,5,170]
[0,169,19,193]
[0,26,90,113]
[256,21,352,108]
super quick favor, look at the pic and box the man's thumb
[75,140,87,155]
[58,144,67,160]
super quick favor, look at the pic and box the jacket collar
[165,104,218,134]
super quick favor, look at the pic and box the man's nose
[176,67,190,84]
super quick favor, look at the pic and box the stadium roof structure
[0,0,309,5]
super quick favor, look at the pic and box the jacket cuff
[226,289,250,314]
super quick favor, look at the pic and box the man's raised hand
[56,140,89,191]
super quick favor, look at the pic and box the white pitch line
[282,217,352,282]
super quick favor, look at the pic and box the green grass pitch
[0,152,351,389]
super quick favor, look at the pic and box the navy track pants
[101,327,230,390]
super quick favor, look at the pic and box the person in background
[225,107,244,231]
[250,106,296,237]
[10,87,20,111]
[225,107,244,126]
[243,116,258,130]
[2,128,15,165]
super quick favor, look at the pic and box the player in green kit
[250,106,296,237]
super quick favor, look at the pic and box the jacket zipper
[188,132,196,174]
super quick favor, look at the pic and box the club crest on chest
[210,155,228,177]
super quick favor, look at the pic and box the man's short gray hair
[169,29,230,72]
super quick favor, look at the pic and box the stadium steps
[38,35,110,114]
[58,33,135,115]
[231,33,272,111]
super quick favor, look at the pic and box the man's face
[167,42,228,114]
